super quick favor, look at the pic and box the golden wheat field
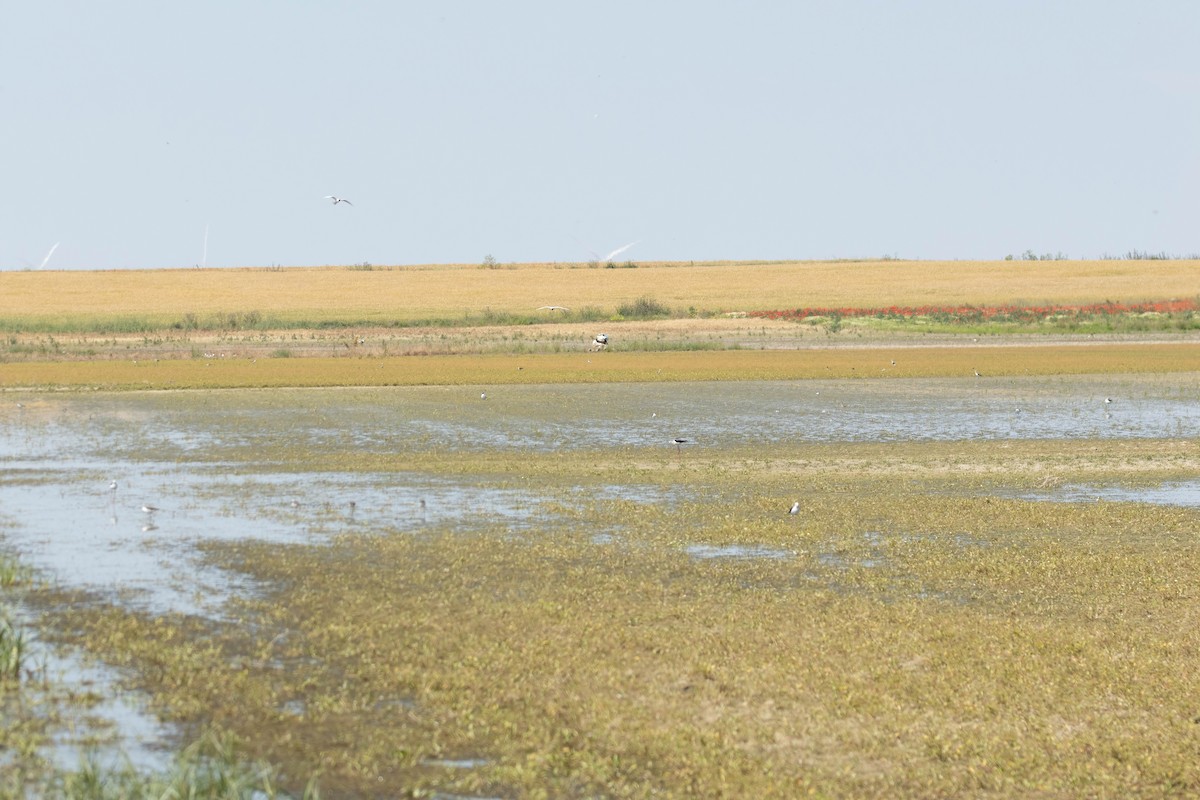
[2,259,1198,324]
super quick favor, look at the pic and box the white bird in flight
[537,306,570,312]
[324,196,353,206]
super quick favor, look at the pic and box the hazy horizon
[4,2,1198,271]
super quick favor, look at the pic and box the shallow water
[3,375,1198,606]
[1015,480,1200,507]
[6,374,1197,462]
[1,373,1198,772]
[686,543,794,560]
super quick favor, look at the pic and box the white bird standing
[324,196,353,206]
[789,501,800,515]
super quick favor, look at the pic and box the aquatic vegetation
[12,727,321,799]
[0,554,31,589]
[0,617,27,681]
[30,435,1200,797]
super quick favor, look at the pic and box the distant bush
[1017,250,1070,261]
[221,311,262,330]
[616,296,672,319]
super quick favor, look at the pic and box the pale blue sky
[3,1,1197,269]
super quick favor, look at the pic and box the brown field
[3,343,1199,391]
[2,259,1198,325]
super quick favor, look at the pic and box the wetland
[2,259,1199,796]
[3,374,1200,797]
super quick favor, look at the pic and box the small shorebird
[324,196,353,206]
[671,437,688,452]
[789,501,800,515]
[140,504,160,514]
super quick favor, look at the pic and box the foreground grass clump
[36,438,1200,797]
[1,553,33,681]
[7,727,320,799]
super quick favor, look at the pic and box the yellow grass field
[2,259,1198,324]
